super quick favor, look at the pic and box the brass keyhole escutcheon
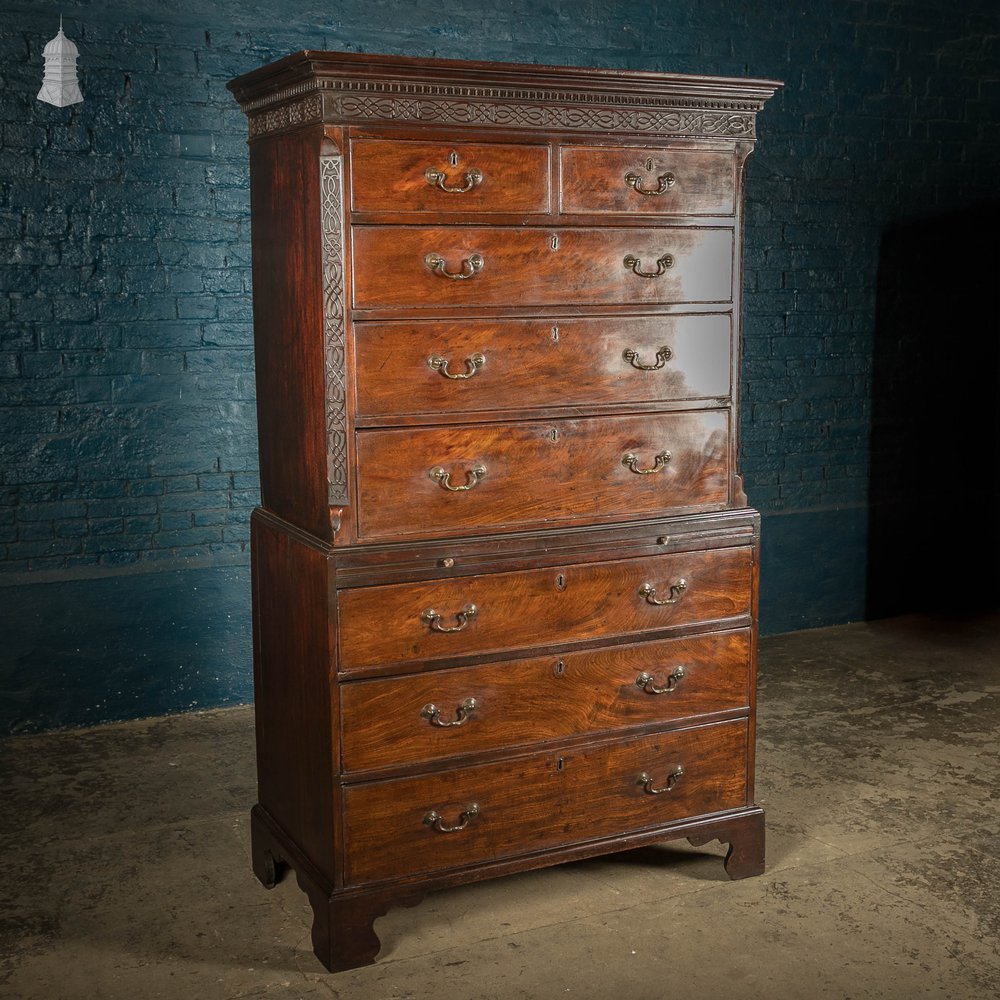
[555,573,566,591]
[554,659,566,677]
[448,149,459,167]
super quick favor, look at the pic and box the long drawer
[351,226,734,309]
[342,718,748,884]
[341,629,751,772]
[355,410,730,541]
[353,314,732,419]
[337,545,752,671]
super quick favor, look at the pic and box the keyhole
[555,573,566,590]
[448,150,459,167]
[550,234,560,251]
[554,659,565,677]
[556,757,565,772]
[549,427,559,442]
[551,325,560,343]
[645,156,654,171]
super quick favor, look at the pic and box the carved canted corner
[320,153,348,507]
[247,93,323,138]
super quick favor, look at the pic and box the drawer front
[350,139,550,215]
[560,146,736,216]
[355,410,729,541]
[341,629,750,772]
[338,545,752,670]
[352,226,733,309]
[354,314,732,418]
[343,719,748,884]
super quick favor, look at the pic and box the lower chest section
[329,512,759,887]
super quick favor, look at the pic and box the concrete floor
[3,613,999,1000]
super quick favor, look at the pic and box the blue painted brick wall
[1,0,998,730]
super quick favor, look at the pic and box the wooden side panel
[341,628,751,771]
[343,719,748,884]
[338,545,752,670]
[249,132,330,540]
[351,226,734,309]
[353,314,732,418]
[251,513,337,876]
[355,410,730,541]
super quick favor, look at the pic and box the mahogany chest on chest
[229,52,780,972]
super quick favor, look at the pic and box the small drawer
[350,139,550,215]
[355,410,730,541]
[354,314,732,419]
[337,544,752,671]
[341,629,751,772]
[343,718,748,884]
[560,146,736,216]
[351,226,733,310]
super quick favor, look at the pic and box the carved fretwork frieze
[246,88,756,138]
[247,94,323,138]
[320,154,347,507]
[331,94,755,137]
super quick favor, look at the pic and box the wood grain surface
[337,544,752,669]
[560,144,736,215]
[341,628,750,771]
[351,226,734,309]
[353,313,732,418]
[350,138,551,214]
[355,409,730,540]
[343,718,749,884]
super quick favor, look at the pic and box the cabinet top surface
[228,50,782,141]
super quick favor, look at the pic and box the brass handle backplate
[639,580,688,606]
[421,603,478,633]
[428,352,486,380]
[623,253,674,278]
[624,170,676,196]
[636,765,684,795]
[429,464,487,491]
[421,697,478,727]
[623,346,672,371]
[425,166,484,193]
[425,252,484,280]
[636,665,686,695]
[622,452,671,475]
[423,802,480,833]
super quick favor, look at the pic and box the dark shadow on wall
[867,204,1000,619]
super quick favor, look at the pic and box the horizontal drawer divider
[347,212,741,227]
[351,301,737,323]
[354,397,733,429]
[351,302,736,321]
[339,706,753,784]
[336,615,753,680]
